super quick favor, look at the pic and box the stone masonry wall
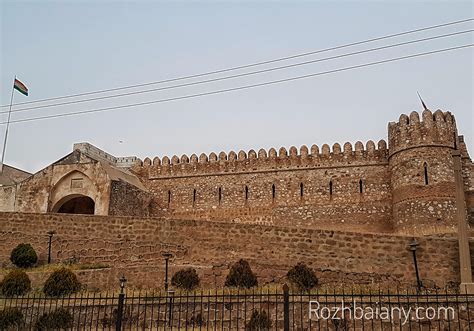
[132,141,393,233]
[0,212,467,290]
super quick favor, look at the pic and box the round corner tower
[388,109,458,234]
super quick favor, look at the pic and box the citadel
[0,108,473,289]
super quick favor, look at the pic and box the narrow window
[218,187,222,204]
[329,180,333,196]
[359,179,363,193]
[167,190,171,207]
[272,184,276,201]
[300,182,304,198]
[245,186,249,201]
[193,189,197,206]
[423,162,429,185]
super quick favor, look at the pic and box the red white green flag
[13,78,28,96]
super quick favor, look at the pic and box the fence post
[283,284,290,331]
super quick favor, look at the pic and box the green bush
[287,262,318,291]
[245,310,272,330]
[224,259,258,289]
[43,268,81,297]
[10,243,38,268]
[35,308,73,330]
[0,270,31,296]
[171,268,200,290]
[0,308,24,330]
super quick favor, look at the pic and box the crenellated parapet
[131,139,389,178]
[388,109,457,158]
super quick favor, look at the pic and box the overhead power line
[1,43,472,126]
[1,17,472,109]
[3,28,472,115]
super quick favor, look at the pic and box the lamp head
[409,238,419,251]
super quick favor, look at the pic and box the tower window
[168,190,171,207]
[272,184,276,201]
[300,183,304,198]
[329,181,333,196]
[218,187,222,204]
[193,189,197,206]
[245,186,249,201]
[359,179,363,193]
[423,162,429,185]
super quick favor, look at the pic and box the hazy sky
[1,1,473,173]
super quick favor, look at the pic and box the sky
[0,0,473,173]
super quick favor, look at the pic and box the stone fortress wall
[127,109,472,235]
[0,212,468,289]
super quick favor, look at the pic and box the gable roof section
[0,165,32,186]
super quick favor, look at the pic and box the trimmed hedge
[0,269,31,296]
[0,307,24,330]
[287,262,318,291]
[171,268,200,290]
[35,308,73,330]
[245,310,272,330]
[10,243,37,268]
[224,259,258,289]
[43,268,81,297]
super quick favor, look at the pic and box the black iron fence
[1,286,473,330]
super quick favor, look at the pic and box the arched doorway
[52,195,95,214]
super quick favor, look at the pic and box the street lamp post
[47,231,56,264]
[409,238,423,292]
[116,275,127,331]
[162,252,173,291]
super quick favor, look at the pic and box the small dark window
[329,181,333,196]
[272,184,276,201]
[245,186,249,200]
[423,162,429,185]
[359,179,363,193]
[168,190,171,207]
[218,187,222,204]
[300,183,304,197]
[193,189,197,206]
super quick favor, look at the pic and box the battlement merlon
[73,142,137,168]
[388,109,458,158]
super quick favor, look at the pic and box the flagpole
[0,75,16,173]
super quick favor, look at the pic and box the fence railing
[1,286,473,330]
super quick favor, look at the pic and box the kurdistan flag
[14,78,28,96]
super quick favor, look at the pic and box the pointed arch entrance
[52,194,95,214]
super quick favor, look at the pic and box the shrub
[224,259,258,289]
[0,308,24,330]
[189,313,204,327]
[10,243,37,268]
[287,262,318,291]
[0,270,31,296]
[171,268,200,290]
[43,268,81,297]
[35,308,73,330]
[245,310,272,330]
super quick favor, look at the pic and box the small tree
[171,268,200,290]
[0,270,31,296]
[35,308,73,330]
[43,268,81,297]
[10,243,38,268]
[0,307,24,329]
[245,310,272,330]
[224,259,258,289]
[287,262,318,292]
